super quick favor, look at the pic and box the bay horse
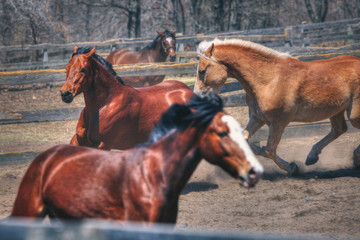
[60,45,194,150]
[106,30,177,87]
[195,38,360,175]
[11,93,263,223]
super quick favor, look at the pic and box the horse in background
[60,45,194,150]
[106,30,177,87]
[195,38,360,175]
[11,93,263,223]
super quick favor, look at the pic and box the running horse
[60,46,194,150]
[195,39,360,175]
[106,30,177,87]
[11,93,263,223]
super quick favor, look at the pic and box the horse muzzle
[169,55,176,62]
[239,168,262,189]
[60,90,74,103]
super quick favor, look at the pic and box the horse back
[106,49,140,65]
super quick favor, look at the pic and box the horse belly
[294,105,347,122]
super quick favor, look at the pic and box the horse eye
[80,68,86,74]
[217,132,228,138]
[198,69,206,76]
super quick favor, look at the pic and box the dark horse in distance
[60,46,193,150]
[11,93,263,223]
[106,30,177,87]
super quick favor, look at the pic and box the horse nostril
[61,90,74,103]
[249,168,257,179]
[170,55,176,62]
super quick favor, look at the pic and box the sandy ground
[0,86,359,239]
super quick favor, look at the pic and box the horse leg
[305,111,347,165]
[347,98,360,168]
[265,122,299,176]
[70,108,93,147]
[243,115,265,155]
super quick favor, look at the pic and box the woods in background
[0,1,359,52]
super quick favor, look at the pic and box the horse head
[60,46,97,103]
[182,92,263,188]
[195,41,229,94]
[196,95,263,188]
[157,30,177,62]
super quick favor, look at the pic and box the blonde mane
[197,38,291,59]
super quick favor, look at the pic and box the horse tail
[10,149,55,220]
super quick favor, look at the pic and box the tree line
[0,0,360,62]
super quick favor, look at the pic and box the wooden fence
[0,18,359,67]
[1,43,360,89]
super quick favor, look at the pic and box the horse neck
[83,59,125,109]
[151,128,203,196]
[141,40,167,62]
[218,45,282,93]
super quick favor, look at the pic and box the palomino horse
[11,93,263,223]
[60,46,194,150]
[195,38,360,175]
[106,30,177,87]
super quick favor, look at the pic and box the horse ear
[73,45,79,54]
[85,46,97,58]
[209,43,215,57]
[172,30,177,35]
[157,31,164,36]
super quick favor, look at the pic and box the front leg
[266,122,299,176]
[243,114,265,155]
[70,108,93,147]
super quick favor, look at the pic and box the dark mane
[145,92,223,144]
[72,47,126,85]
[145,30,176,50]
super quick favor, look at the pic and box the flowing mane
[197,38,291,60]
[73,47,125,85]
[146,30,176,50]
[146,93,223,144]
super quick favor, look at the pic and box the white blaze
[166,37,173,45]
[221,115,264,174]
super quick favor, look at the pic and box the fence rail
[0,218,334,240]
[1,43,360,88]
[0,18,359,66]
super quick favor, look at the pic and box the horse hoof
[305,155,319,166]
[354,153,360,169]
[289,162,299,176]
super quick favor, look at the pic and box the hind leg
[347,97,360,168]
[11,184,45,218]
[306,111,347,165]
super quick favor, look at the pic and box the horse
[106,30,177,87]
[60,45,194,150]
[195,38,360,175]
[11,93,263,223]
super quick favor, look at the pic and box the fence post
[176,32,184,62]
[284,27,292,47]
[43,49,48,62]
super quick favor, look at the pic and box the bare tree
[76,0,142,38]
[304,0,328,23]
[171,0,186,34]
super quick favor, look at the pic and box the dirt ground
[0,85,359,239]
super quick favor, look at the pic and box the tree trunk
[304,0,328,23]
[135,0,141,37]
[214,0,225,32]
[233,0,242,30]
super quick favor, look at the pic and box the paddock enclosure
[0,19,360,239]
